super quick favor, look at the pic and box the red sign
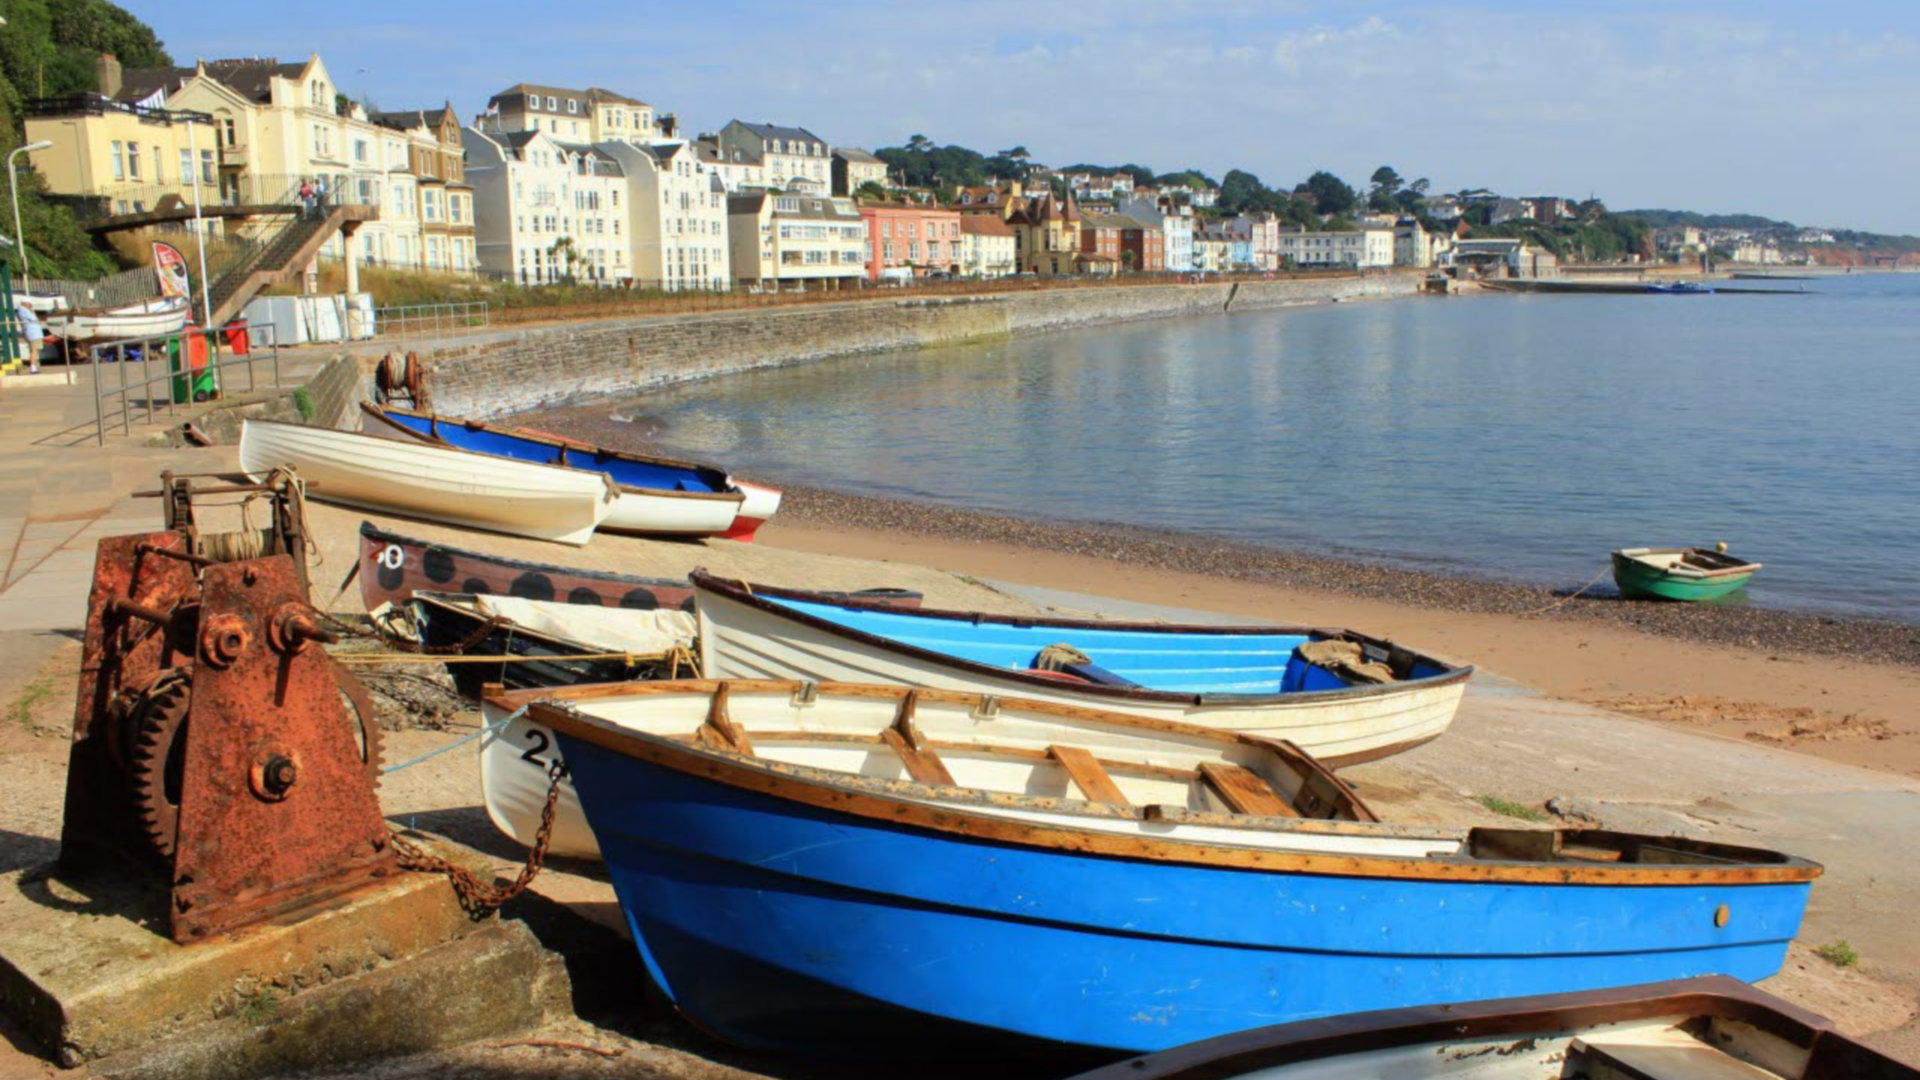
[153,242,192,305]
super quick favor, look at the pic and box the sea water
[606,273,1920,621]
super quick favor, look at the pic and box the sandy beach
[519,408,1920,781]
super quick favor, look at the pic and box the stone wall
[405,274,1423,419]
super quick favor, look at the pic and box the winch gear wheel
[127,671,192,858]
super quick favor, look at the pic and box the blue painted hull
[375,409,730,495]
[560,735,1811,1058]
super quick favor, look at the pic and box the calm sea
[606,273,1920,621]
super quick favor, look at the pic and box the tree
[1218,169,1267,214]
[1117,163,1155,189]
[906,133,933,153]
[1303,170,1358,216]
[998,146,1030,161]
[855,179,890,201]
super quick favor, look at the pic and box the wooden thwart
[1048,745,1130,806]
[1199,762,1297,817]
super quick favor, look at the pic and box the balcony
[219,144,250,169]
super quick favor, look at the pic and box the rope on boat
[382,710,520,776]
[1517,566,1612,618]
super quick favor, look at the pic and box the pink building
[859,201,964,280]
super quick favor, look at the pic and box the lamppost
[8,139,54,296]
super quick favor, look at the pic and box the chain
[389,757,567,917]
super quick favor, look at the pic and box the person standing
[14,301,44,374]
[298,178,315,218]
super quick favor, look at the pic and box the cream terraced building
[1277,226,1397,269]
[727,191,866,288]
[483,83,672,145]
[29,52,474,273]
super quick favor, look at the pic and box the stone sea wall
[420,273,1420,418]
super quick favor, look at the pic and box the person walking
[298,178,315,218]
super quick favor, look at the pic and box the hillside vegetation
[0,0,168,280]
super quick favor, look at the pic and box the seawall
[420,274,1420,418]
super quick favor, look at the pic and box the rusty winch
[59,470,394,942]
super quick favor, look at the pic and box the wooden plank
[1572,1037,1779,1080]
[881,728,955,786]
[696,683,754,754]
[1048,745,1130,806]
[1199,762,1298,817]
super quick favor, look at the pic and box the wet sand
[516,409,1920,780]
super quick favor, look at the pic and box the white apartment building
[957,215,1017,278]
[727,191,866,288]
[598,140,731,290]
[1278,226,1396,269]
[463,126,632,285]
[717,120,831,193]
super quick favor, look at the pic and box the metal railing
[89,324,283,446]
[370,302,491,341]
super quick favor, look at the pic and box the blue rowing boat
[502,679,1822,1060]
[1646,281,1714,294]
[362,404,781,540]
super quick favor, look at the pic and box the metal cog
[334,667,385,785]
[128,671,192,859]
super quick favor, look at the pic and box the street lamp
[9,139,54,296]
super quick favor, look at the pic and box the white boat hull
[602,486,743,537]
[46,297,190,343]
[239,420,615,546]
[694,587,1467,766]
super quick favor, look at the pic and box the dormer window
[546,96,558,110]
[527,97,539,112]
[567,99,578,114]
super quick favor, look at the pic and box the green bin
[168,332,219,404]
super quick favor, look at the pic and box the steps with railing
[204,202,378,327]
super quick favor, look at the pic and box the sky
[138,1,1920,235]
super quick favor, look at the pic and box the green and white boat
[1611,546,1762,602]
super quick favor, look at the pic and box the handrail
[88,324,284,446]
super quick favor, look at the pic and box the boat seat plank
[1198,762,1297,817]
[1571,1037,1780,1080]
[1047,745,1130,806]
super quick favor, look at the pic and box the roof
[370,105,456,134]
[1083,211,1153,231]
[833,147,882,164]
[490,83,650,111]
[960,215,1014,237]
[695,138,762,167]
[727,120,827,148]
[554,141,626,175]
[117,57,306,106]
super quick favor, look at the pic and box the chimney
[97,53,122,98]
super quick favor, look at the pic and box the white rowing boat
[43,296,190,343]
[689,571,1472,767]
[238,419,617,546]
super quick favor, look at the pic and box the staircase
[204,204,378,328]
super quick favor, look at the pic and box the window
[111,141,125,181]
[222,117,237,146]
[354,138,368,163]
[546,96,558,110]
[200,150,215,184]
[567,98,578,114]
[126,142,141,180]
[179,149,193,184]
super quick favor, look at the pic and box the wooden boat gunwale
[690,570,1474,707]
[496,679,1821,885]
[362,403,746,507]
[359,520,693,599]
[1614,547,1763,580]
[1064,975,1846,1080]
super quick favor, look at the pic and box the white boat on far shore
[43,296,190,344]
